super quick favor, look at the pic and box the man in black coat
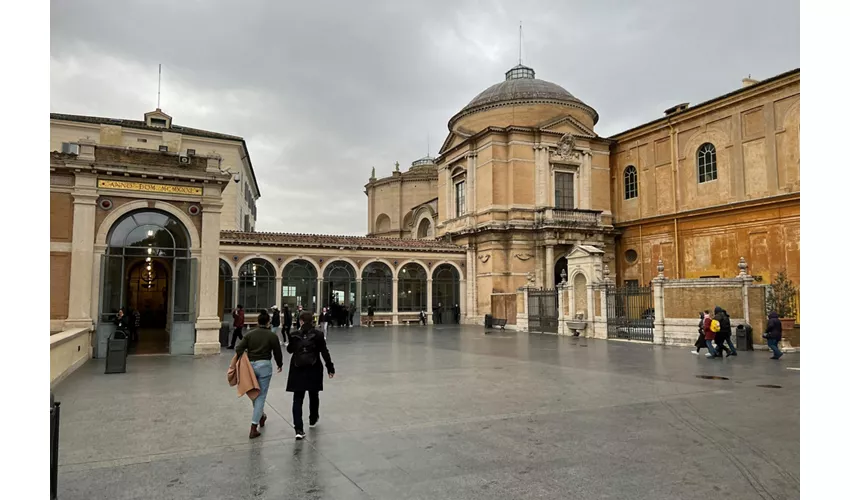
[713,306,737,357]
[282,305,292,344]
[764,311,784,360]
[286,311,335,440]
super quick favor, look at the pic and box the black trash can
[736,324,754,351]
[105,329,129,374]
[484,314,493,329]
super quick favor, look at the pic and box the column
[467,152,477,217]
[459,279,467,324]
[426,278,433,324]
[231,277,239,310]
[651,277,666,345]
[317,278,324,313]
[597,284,609,339]
[355,279,362,326]
[557,283,566,335]
[64,174,98,331]
[392,278,399,325]
[274,276,283,308]
[194,200,224,355]
[545,245,554,289]
[466,247,476,322]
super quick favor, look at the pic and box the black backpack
[292,329,319,367]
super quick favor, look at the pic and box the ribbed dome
[451,64,598,126]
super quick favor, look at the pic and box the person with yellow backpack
[702,309,719,358]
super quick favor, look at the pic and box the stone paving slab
[54,326,800,499]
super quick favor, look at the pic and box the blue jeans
[250,360,273,425]
[767,338,783,358]
[705,338,718,357]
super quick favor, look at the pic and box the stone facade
[365,65,801,325]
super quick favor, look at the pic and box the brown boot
[259,414,267,428]
[249,424,261,439]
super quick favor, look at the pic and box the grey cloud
[51,0,799,234]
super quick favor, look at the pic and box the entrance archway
[97,209,196,357]
[555,256,569,287]
[322,260,356,326]
[282,259,317,312]
[432,264,460,324]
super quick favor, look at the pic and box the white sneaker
[705,353,712,357]
[295,432,305,440]
[691,351,699,355]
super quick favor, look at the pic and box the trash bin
[484,314,493,328]
[736,323,754,351]
[105,329,129,374]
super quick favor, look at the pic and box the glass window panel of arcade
[362,262,393,312]
[281,260,318,312]
[397,263,427,312]
[238,259,276,313]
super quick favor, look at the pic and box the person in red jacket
[228,304,246,349]
[702,309,719,358]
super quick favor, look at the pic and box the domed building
[367,63,800,328]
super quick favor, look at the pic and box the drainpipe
[667,118,681,279]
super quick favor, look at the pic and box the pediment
[439,129,472,154]
[567,245,604,259]
[539,115,596,137]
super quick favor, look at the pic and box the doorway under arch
[97,209,196,357]
[555,256,569,287]
[432,264,460,324]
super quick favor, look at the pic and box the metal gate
[528,288,559,333]
[606,285,654,341]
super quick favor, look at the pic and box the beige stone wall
[366,172,437,238]
[51,192,74,242]
[663,285,743,319]
[50,119,255,232]
[610,73,799,223]
[453,104,595,135]
[51,328,91,388]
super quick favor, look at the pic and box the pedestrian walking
[703,309,719,358]
[319,307,329,336]
[348,304,356,327]
[270,306,283,345]
[453,304,460,324]
[692,311,709,355]
[419,308,427,325]
[433,303,442,324]
[764,311,784,360]
[295,305,304,329]
[713,306,737,357]
[367,304,375,327]
[287,311,335,440]
[234,310,284,439]
[282,305,292,344]
[227,304,245,349]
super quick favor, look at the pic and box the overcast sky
[51,0,799,235]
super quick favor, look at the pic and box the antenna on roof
[519,21,523,65]
[427,133,430,157]
[157,64,162,109]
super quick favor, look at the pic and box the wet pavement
[54,325,800,499]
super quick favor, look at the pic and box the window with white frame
[624,165,638,200]
[697,143,717,183]
[554,172,575,209]
[455,181,466,217]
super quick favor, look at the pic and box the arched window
[416,218,433,239]
[398,263,427,312]
[362,262,393,312]
[219,259,233,318]
[624,166,638,200]
[322,261,356,309]
[432,264,460,324]
[697,143,717,183]
[238,259,276,313]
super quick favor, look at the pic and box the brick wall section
[663,286,743,319]
[50,252,71,320]
[50,192,73,242]
[95,147,208,171]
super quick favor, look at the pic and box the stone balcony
[536,208,604,228]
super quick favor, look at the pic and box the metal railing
[551,208,602,226]
[50,395,60,500]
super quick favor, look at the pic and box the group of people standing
[231,308,335,441]
[693,306,784,360]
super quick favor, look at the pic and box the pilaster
[194,199,224,356]
[392,278,399,324]
[426,278,433,323]
[64,174,98,331]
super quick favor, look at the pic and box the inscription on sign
[97,179,203,196]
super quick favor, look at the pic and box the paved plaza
[54,326,800,499]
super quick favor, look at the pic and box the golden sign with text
[98,179,203,196]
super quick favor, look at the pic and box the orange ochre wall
[616,199,799,291]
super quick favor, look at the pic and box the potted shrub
[765,270,798,332]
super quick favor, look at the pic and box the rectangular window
[150,118,167,127]
[158,145,168,152]
[554,172,575,209]
[455,181,466,217]
[60,142,79,154]
[624,280,639,289]
[136,138,148,143]
[244,215,250,232]
[186,149,196,155]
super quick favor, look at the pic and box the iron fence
[606,285,654,341]
[528,288,559,333]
